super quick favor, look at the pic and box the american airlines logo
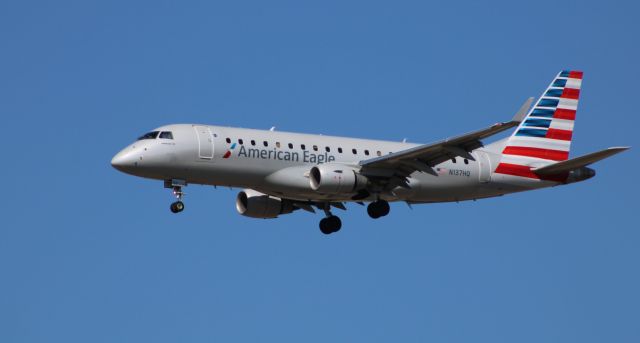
[227,145,336,163]
[222,143,237,158]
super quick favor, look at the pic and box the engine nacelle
[309,164,368,194]
[235,189,294,219]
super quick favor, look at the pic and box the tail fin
[495,70,583,178]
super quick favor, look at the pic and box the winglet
[512,97,534,123]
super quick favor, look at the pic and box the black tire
[378,200,390,217]
[319,218,333,234]
[170,201,184,213]
[367,202,381,219]
[328,215,342,233]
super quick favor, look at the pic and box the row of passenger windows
[223,136,471,163]
[225,137,385,156]
[222,136,471,164]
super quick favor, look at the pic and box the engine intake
[309,164,368,195]
[235,189,294,219]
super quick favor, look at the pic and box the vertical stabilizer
[494,70,583,179]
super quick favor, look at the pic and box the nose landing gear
[170,200,185,213]
[165,179,187,213]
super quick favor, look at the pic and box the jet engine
[235,189,295,219]
[309,164,369,194]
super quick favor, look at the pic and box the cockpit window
[159,131,173,139]
[137,131,159,140]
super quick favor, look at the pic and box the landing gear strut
[165,179,186,213]
[367,200,390,219]
[319,204,342,234]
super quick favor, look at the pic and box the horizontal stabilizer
[533,147,629,176]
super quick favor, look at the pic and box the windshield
[137,131,159,140]
[159,131,173,139]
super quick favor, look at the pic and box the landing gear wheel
[378,200,390,217]
[170,201,185,213]
[319,218,332,234]
[367,203,381,218]
[367,200,390,219]
[319,215,342,234]
[328,215,342,233]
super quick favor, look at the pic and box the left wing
[359,98,533,180]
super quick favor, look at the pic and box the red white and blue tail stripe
[494,70,583,180]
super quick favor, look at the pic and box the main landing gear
[319,204,342,235]
[367,200,390,219]
[318,200,390,234]
[165,179,187,214]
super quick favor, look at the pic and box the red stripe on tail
[494,163,539,179]
[568,71,583,79]
[494,163,567,182]
[561,88,580,99]
[546,128,573,141]
[554,108,576,120]
[503,146,569,161]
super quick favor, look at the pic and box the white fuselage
[111,124,550,203]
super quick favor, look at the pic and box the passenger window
[251,140,256,146]
[301,144,306,150]
[325,146,330,152]
[452,158,457,163]
[464,159,469,164]
[352,149,357,154]
[238,139,244,145]
[364,150,370,156]
[276,142,281,148]
[159,132,173,139]
[288,143,293,149]
[263,141,268,147]
[313,145,318,151]
[137,131,159,140]
[338,147,343,153]
[226,138,231,143]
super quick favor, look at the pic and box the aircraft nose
[111,149,138,172]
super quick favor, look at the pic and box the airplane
[111,71,629,234]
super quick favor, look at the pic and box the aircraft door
[194,125,214,159]
[477,151,492,183]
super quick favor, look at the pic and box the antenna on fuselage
[270,126,276,131]
[402,138,407,143]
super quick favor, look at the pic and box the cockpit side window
[137,131,159,140]
[159,131,174,139]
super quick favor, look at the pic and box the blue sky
[1,1,638,342]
